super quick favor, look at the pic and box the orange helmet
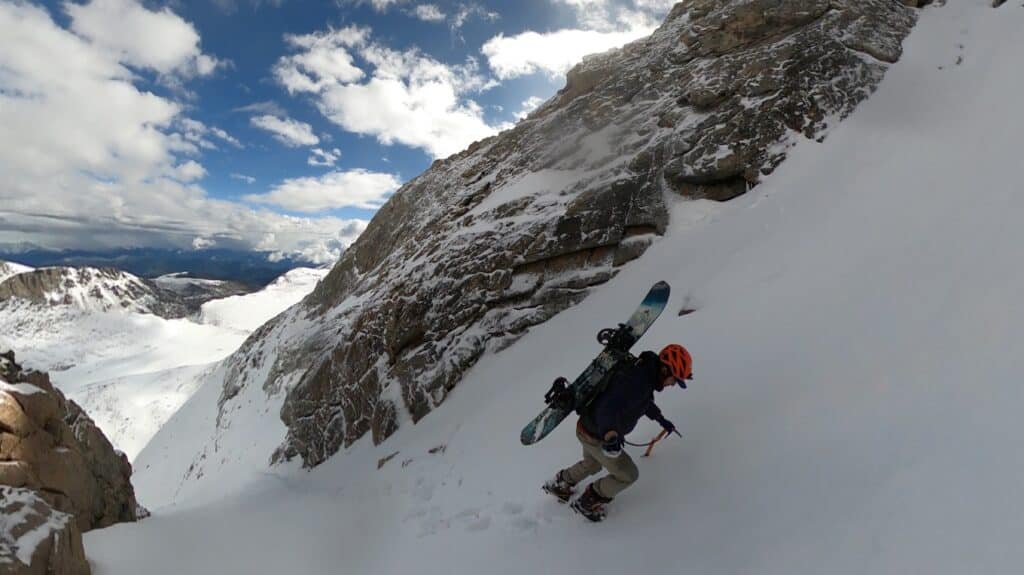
[659,344,692,384]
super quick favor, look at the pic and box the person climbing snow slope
[543,344,692,521]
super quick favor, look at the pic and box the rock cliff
[199,0,919,468]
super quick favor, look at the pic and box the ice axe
[627,428,681,457]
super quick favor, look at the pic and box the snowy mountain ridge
[0,266,189,317]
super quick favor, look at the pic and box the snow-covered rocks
[0,486,89,575]
[0,266,253,320]
[0,267,185,318]
[198,0,919,469]
[0,351,139,533]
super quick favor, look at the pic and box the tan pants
[560,427,639,499]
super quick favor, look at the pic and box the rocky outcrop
[199,0,919,469]
[0,487,90,575]
[0,351,139,532]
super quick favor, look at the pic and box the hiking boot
[571,483,612,522]
[542,471,575,503]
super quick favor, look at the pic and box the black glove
[602,434,623,458]
[657,417,677,436]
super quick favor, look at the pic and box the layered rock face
[209,0,918,468]
[0,487,90,575]
[0,351,139,533]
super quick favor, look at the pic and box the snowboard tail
[520,281,670,446]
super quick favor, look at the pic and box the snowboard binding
[596,323,636,351]
[544,377,575,411]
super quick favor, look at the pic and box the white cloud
[210,126,242,148]
[551,0,671,32]
[479,0,673,80]
[246,169,401,212]
[451,3,499,33]
[192,236,216,249]
[1,2,179,186]
[174,160,207,181]
[250,115,320,147]
[412,4,445,22]
[274,26,368,93]
[0,1,361,256]
[371,0,406,9]
[632,0,677,10]
[482,26,652,80]
[274,28,504,158]
[264,220,368,265]
[177,118,242,150]
[65,0,223,77]
[230,173,257,184]
[516,96,546,120]
[233,100,288,116]
[339,0,409,12]
[308,148,342,167]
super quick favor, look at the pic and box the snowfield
[199,267,329,332]
[0,267,328,460]
[86,3,1024,574]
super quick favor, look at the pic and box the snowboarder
[543,344,693,521]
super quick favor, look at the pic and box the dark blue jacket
[581,351,667,438]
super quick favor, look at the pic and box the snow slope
[0,300,248,385]
[0,268,327,460]
[69,364,217,461]
[88,3,1024,574]
[198,268,328,332]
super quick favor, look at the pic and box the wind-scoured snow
[87,3,1024,574]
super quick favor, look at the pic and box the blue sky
[0,0,673,262]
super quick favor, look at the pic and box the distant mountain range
[0,248,315,287]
